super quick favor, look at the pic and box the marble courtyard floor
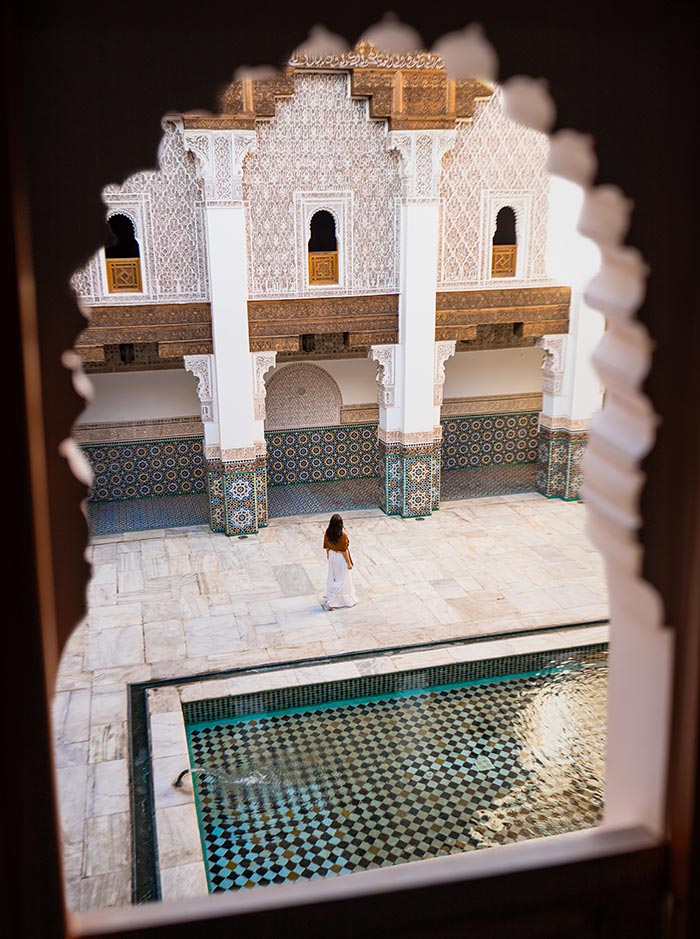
[52,492,609,912]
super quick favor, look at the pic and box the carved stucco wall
[243,73,402,299]
[71,122,209,305]
[264,363,343,430]
[439,88,550,289]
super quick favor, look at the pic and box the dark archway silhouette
[491,206,517,277]
[308,209,337,252]
[105,213,140,258]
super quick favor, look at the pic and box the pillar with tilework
[371,131,457,517]
[535,175,607,500]
[183,126,275,536]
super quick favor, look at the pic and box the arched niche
[264,363,343,430]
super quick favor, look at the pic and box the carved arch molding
[264,363,343,431]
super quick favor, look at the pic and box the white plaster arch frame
[264,362,343,430]
[60,20,673,920]
[100,194,152,299]
[478,190,533,282]
[293,190,353,292]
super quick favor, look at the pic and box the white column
[543,175,606,428]
[184,127,259,461]
[401,201,441,434]
[205,205,256,458]
[387,130,456,444]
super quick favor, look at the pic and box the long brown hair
[325,513,343,544]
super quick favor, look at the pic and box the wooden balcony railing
[308,251,338,285]
[106,256,143,293]
[491,244,517,278]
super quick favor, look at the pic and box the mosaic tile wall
[380,443,441,518]
[265,424,379,487]
[536,431,588,500]
[83,436,206,502]
[223,471,258,536]
[440,412,539,471]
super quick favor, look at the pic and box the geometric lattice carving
[264,363,342,430]
[439,89,549,288]
[243,74,401,299]
[70,122,209,306]
[105,258,142,292]
[308,251,339,285]
[491,245,517,278]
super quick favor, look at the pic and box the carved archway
[264,362,343,430]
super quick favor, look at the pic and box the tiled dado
[206,457,267,537]
[265,424,379,487]
[83,437,205,502]
[536,428,588,500]
[440,412,539,471]
[379,439,441,518]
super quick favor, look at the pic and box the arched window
[308,209,339,285]
[491,206,517,278]
[104,213,143,292]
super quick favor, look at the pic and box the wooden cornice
[74,302,212,362]
[181,41,494,132]
[436,286,571,342]
[248,293,399,352]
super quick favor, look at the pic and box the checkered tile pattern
[87,492,208,535]
[268,478,380,518]
[441,463,537,501]
[187,665,606,892]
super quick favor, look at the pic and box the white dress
[322,535,358,609]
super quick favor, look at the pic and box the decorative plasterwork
[439,89,550,289]
[377,427,442,448]
[368,345,397,408]
[71,415,203,445]
[441,392,543,418]
[251,351,277,420]
[264,363,343,430]
[289,40,445,71]
[293,191,353,292]
[288,40,494,131]
[70,122,209,307]
[386,130,456,203]
[184,354,216,422]
[220,446,259,463]
[539,413,590,433]
[433,340,457,406]
[479,191,533,282]
[183,129,257,207]
[536,335,567,396]
[340,403,380,423]
[243,74,401,299]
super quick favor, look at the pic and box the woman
[321,513,358,611]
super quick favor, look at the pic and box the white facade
[70,60,603,528]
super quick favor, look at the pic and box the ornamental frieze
[181,42,494,134]
[434,285,570,341]
[248,294,399,321]
[83,303,211,328]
